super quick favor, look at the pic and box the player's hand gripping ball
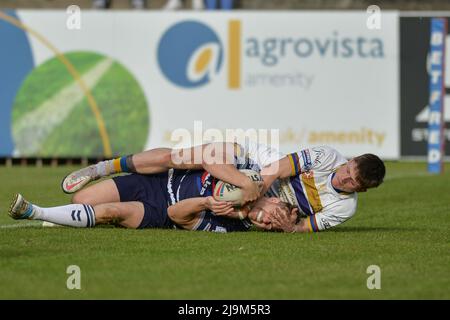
[213,169,262,206]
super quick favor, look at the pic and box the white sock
[31,203,96,228]
[94,155,134,177]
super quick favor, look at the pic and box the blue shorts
[112,173,173,229]
[113,172,252,232]
[191,211,252,233]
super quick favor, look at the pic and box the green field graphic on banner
[12,51,149,157]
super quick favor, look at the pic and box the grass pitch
[0,162,449,299]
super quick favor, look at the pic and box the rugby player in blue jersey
[8,142,280,231]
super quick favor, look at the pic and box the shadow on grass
[328,226,422,233]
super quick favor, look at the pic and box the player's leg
[61,149,172,193]
[73,174,170,228]
[8,193,145,229]
[71,178,120,205]
[93,201,144,228]
[61,142,236,193]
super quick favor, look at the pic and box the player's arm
[167,197,234,230]
[134,143,263,202]
[237,142,293,196]
[259,156,293,194]
[253,207,311,233]
[259,147,336,194]
[200,143,264,202]
[261,146,339,187]
[270,205,354,233]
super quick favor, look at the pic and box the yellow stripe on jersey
[287,153,300,176]
[288,154,296,175]
[301,173,323,213]
[306,217,314,232]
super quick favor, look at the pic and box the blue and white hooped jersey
[165,169,252,232]
[166,169,217,205]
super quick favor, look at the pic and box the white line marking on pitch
[0,222,42,229]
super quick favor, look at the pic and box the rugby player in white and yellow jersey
[262,146,385,232]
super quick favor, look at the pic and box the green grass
[0,162,449,299]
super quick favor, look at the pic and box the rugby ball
[213,169,262,205]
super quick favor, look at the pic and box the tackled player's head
[248,197,298,224]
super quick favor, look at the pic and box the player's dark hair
[353,154,385,192]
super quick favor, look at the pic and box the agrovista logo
[158,21,224,88]
[157,20,241,89]
[157,19,384,91]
